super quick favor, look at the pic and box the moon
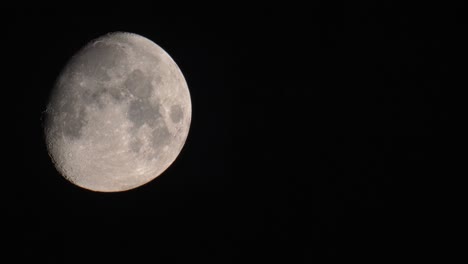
[44,32,192,192]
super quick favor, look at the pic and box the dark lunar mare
[123,69,172,153]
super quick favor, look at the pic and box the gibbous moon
[44,32,191,192]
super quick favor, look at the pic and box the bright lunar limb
[44,32,191,192]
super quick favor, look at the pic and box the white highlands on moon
[44,32,191,192]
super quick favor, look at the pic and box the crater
[170,104,183,123]
[124,69,153,98]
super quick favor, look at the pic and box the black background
[3,3,453,262]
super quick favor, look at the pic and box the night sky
[4,4,452,262]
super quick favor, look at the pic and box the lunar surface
[44,32,191,192]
